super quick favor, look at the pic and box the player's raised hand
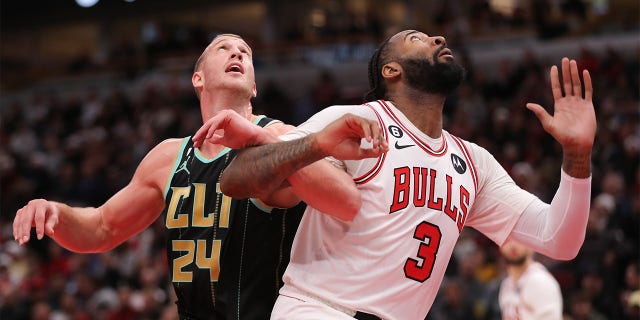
[526,57,596,151]
[192,110,274,149]
[13,199,59,246]
[313,113,388,160]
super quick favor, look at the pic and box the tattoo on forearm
[224,135,324,197]
[562,150,592,178]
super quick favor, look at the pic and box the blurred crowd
[1,0,639,319]
[1,39,638,319]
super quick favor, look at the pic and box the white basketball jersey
[499,262,563,320]
[279,100,536,320]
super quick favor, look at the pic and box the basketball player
[12,34,382,319]
[498,239,563,320]
[195,29,595,319]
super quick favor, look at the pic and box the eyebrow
[403,30,420,41]
[211,38,253,55]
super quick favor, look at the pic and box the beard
[398,53,465,95]
[503,255,528,266]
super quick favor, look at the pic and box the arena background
[1,0,638,319]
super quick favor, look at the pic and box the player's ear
[192,71,204,91]
[382,62,401,79]
[252,83,257,98]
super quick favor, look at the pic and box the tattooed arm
[219,113,387,220]
[192,110,387,221]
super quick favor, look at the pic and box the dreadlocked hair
[364,36,392,102]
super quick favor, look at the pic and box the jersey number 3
[404,221,441,282]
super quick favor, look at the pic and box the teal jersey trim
[249,198,274,213]
[163,137,191,199]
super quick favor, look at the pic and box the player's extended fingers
[549,65,562,101]
[45,214,58,237]
[570,59,582,97]
[561,58,572,97]
[583,70,593,101]
[14,206,34,245]
[368,121,384,150]
[526,103,553,132]
[359,118,374,143]
[192,124,210,147]
[34,205,47,240]
[12,208,23,242]
[358,145,386,159]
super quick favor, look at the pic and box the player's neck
[388,93,444,138]
[198,94,255,158]
[198,142,227,159]
[201,95,253,122]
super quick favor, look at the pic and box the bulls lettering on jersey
[389,165,470,233]
[279,100,484,319]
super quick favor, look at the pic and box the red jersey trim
[449,133,478,195]
[378,100,448,157]
[354,103,388,185]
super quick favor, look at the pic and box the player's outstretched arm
[13,140,175,253]
[526,57,596,178]
[220,113,387,219]
[508,58,595,260]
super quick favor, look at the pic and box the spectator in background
[1,12,637,319]
[568,291,608,320]
[498,239,563,320]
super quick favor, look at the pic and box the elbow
[548,249,579,261]
[220,180,243,199]
[549,250,579,261]
[220,169,249,199]
[92,243,117,254]
[548,235,585,261]
[339,191,362,222]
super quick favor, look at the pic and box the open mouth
[225,63,244,74]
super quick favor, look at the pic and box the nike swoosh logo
[394,141,415,149]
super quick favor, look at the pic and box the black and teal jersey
[161,116,305,320]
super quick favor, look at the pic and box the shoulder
[446,133,493,160]
[329,104,379,118]
[149,138,187,160]
[446,132,509,182]
[527,263,559,284]
[263,120,294,136]
[135,138,186,180]
[305,104,379,125]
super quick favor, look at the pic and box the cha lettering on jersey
[165,182,231,229]
[389,167,470,233]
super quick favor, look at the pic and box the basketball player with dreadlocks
[193,29,596,319]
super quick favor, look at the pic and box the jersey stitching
[210,152,229,308]
[237,198,250,319]
[276,210,287,296]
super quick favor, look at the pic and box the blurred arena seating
[1,1,638,319]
